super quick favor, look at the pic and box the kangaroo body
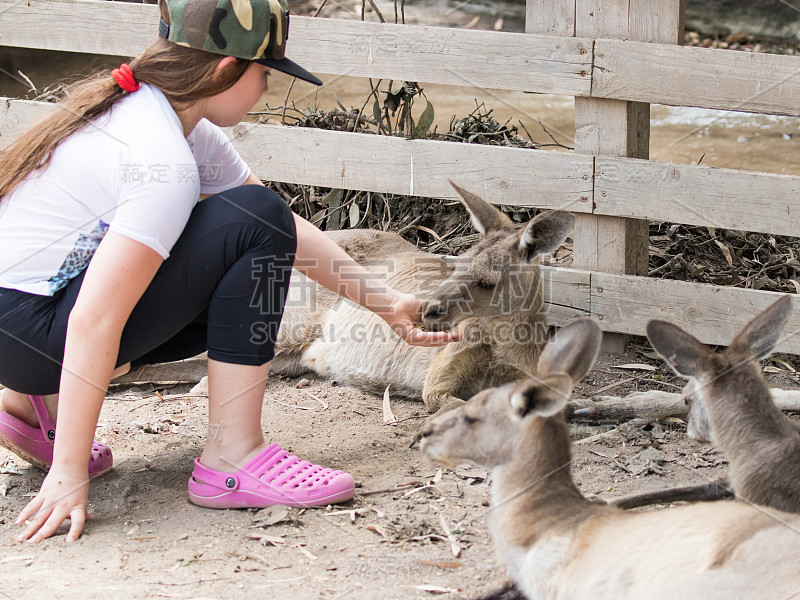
[648,295,800,512]
[272,183,574,413]
[421,318,800,599]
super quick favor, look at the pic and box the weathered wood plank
[0,99,594,209]
[9,98,800,234]
[525,0,576,36]
[541,265,592,324]
[0,0,594,96]
[228,122,594,210]
[0,0,158,57]
[628,0,686,44]
[591,272,800,354]
[596,157,800,237]
[594,39,800,117]
[0,96,59,146]
[288,18,593,95]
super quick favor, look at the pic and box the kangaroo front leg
[422,344,490,413]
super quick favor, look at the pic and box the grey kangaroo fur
[420,318,800,599]
[647,294,800,513]
[272,181,574,414]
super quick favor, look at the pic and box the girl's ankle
[199,439,269,473]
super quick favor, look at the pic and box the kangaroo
[272,182,575,413]
[419,318,800,600]
[646,294,800,513]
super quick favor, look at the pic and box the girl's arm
[241,173,457,346]
[16,232,163,543]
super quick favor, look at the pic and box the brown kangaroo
[272,182,574,413]
[647,294,800,513]
[419,318,800,599]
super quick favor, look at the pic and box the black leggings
[0,185,297,395]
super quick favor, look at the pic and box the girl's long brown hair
[0,2,250,201]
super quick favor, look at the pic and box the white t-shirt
[0,84,250,296]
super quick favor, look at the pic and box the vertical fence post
[527,0,685,352]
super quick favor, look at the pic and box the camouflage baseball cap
[159,0,322,85]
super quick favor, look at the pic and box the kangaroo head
[421,181,574,332]
[419,318,601,469]
[646,295,792,443]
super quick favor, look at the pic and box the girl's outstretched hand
[16,465,89,543]
[383,293,460,347]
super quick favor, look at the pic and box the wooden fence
[2,0,800,352]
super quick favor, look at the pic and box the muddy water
[3,46,800,177]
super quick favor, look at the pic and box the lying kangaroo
[647,294,800,513]
[419,318,800,600]
[272,182,574,413]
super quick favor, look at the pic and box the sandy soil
[3,348,799,600]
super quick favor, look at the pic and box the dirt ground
[2,345,799,600]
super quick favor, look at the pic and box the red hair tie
[112,63,139,92]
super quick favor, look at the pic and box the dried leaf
[769,358,796,373]
[463,15,480,28]
[0,556,34,564]
[372,99,382,125]
[364,524,390,540]
[318,187,343,207]
[612,364,657,372]
[414,559,464,570]
[410,225,444,244]
[246,532,286,546]
[415,585,460,594]
[349,202,360,228]
[304,390,329,410]
[714,240,734,267]
[295,545,318,560]
[252,506,291,528]
[411,100,434,139]
[437,511,462,558]
[383,385,397,425]
[0,459,26,475]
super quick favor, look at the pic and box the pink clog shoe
[187,442,355,509]
[0,395,113,479]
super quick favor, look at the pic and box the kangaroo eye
[477,280,496,290]
[463,415,480,425]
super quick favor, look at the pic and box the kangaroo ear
[510,374,571,419]
[519,210,574,262]
[449,180,513,234]
[646,320,711,378]
[728,295,793,361]
[537,318,601,383]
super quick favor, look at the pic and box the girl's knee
[211,185,296,252]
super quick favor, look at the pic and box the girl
[0,0,457,543]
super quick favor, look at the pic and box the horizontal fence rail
[594,39,800,118]
[541,267,800,354]
[6,99,800,235]
[1,0,800,116]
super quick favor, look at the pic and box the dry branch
[567,388,800,422]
